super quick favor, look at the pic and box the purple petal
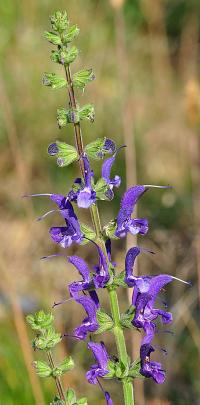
[67,256,90,283]
[103,138,116,154]
[88,341,109,369]
[50,227,73,248]
[125,247,141,286]
[48,143,59,156]
[140,344,165,384]
[73,296,99,340]
[77,187,96,208]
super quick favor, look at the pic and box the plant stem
[47,351,66,402]
[63,63,134,405]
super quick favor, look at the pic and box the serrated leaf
[33,360,52,378]
[80,223,96,244]
[43,73,67,89]
[73,69,95,90]
[44,31,62,45]
[26,311,54,331]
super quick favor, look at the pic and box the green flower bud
[79,104,95,122]
[42,73,67,89]
[80,223,96,244]
[95,309,114,334]
[33,360,52,378]
[52,356,74,377]
[33,327,61,350]
[50,11,69,32]
[48,141,78,167]
[44,31,62,45]
[62,25,80,44]
[72,69,95,90]
[26,311,54,332]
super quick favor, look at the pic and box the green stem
[63,62,134,405]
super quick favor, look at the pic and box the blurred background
[0,0,200,404]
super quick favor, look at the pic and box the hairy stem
[47,351,65,401]
[63,63,134,405]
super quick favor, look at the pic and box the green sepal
[48,141,78,167]
[51,46,78,65]
[120,306,135,329]
[50,11,69,32]
[94,178,110,201]
[43,73,67,89]
[66,388,76,404]
[73,69,95,90]
[84,138,105,160]
[107,359,130,379]
[26,311,54,332]
[79,104,95,122]
[94,309,114,334]
[77,398,88,405]
[50,396,66,405]
[113,271,127,288]
[80,223,96,244]
[44,31,62,45]
[103,219,118,240]
[33,327,61,350]
[52,356,74,377]
[62,25,80,44]
[129,359,143,378]
[33,360,52,378]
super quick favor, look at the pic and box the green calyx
[57,104,95,127]
[33,327,62,350]
[80,223,96,244]
[50,11,69,33]
[43,73,67,89]
[26,310,54,332]
[95,309,114,334]
[51,46,78,65]
[103,219,119,240]
[120,306,135,329]
[52,356,74,377]
[48,141,78,167]
[72,69,95,90]
[66,388,87,405]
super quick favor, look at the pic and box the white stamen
[37,209,59,221]
[143,185,172,189]
[172,276,191,285]
[23,193,52,197]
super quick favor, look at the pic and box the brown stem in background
[112,3,145,404]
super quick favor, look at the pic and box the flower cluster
[26,10,190,405]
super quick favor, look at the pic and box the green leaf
[66,388,76,404]
[80,223,96,244]
[33,360,52,378]
[26,311,54,332]
[43,73,67,89]
[48,141,78,167]
[44,31,62,45]
[79,104,95,122]
[103,219,118,240]
[73,69,95,90]
[52,356,74,377]
[33,327,61,350]
[120,306,135,329]
[84,138,106,160]
[50,11,69,32]
[129,359,143,378]
[95,309,114,334]
[62,25,80,44]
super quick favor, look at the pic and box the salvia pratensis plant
[26,10,191,405]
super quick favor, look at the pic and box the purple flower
[101,151,121,200]
[73,295,99,340]
[93,242,110,288]
[77,154,96,208]
[86,341,110,384]
[140,344,165,384]
[132,274,173,329]
[50,200,83,248]
[96,138,116,159]
[67,256,93,297]
[104,392,113,405]
[115,185,148,238]
[124,246,141,286]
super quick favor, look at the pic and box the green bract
[44,31,62,45]
[103,219,119,240]
[129,359,143,379]
[94,178,110,200]
[79,104,95,122]
[26,311,54,331]
[62,25,80,44]
[95,309,114,334]
[73,69,95,90]
[120,306,135,329]
[66,388,87,405]
[80,223,96,244]
[33,360,52,378]
[52,357,74,377]
[51,47,78,65]
[48,141,78,167]
[43,73,67,89]
[84,138,105,159]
